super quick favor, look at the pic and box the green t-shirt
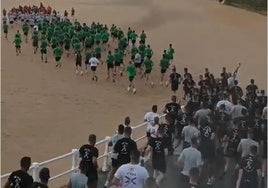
[32,34,39,42]
[95,33,101,42]
[143,59,153,70]
[160,58,170,70]
[126,64,135,77]
[138,44,146,52]
[13,37,22,46]
[85,36,93,46]
[167,47,175,59]
[118,50,124,61]
[102,32,109,42]
[53,46,63,58]
[71,36,79,45]
[140,33,146,41]
[40,40,47,50]
[64,36,71,46]
[51,36,58,46]
[3,24,8,32]
[130,32,138,41]
[106,54,114,65]
[131,47,138,56]
[114,52,121,62]
[95,46,101,54]
[73,42,82,52]
[85,51,92,60]
[145,48,153,57]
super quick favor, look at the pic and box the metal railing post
[31,162,39,182]
[71,149,78,173]
[102,136,111,172]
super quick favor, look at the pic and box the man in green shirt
[131,46,138,60]
[40,37,48,63]
[95,45,102,62]
[126,61,136,94]
[130,30,138,46]
[101,31,109,50]
[32,32,39,54]
[13,35,22,56]
[140,30,147,44]
[167,43,175,63]
[22,22,29,43]
[3,21,8,39]
[85,49,92,73]
[145,45,153,59]
[143,57,154,87]
[106,50,115,82]
[95,32,101,45]
[63,35,71,57]
[54,45,63,67]
[160,55,170,85]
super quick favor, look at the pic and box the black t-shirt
[170,73,182,88]
[227,128,240,150]
[31,182,48,188]
[79,144,99,171]
[148,137,168,161]
[200,125,214,146]
[8,170,33,188]
[113,137,137,165]
[239,154,261,182]
[246,84,258,97]
[164,102,181,119]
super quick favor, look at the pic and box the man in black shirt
[113,126,137,168]
[169,66,182,94]
[236,145,261,188]
[79,134,99,188]
[4,156,33,188]
[246,79,258,101]
[31,167,50,188]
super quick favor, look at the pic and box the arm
[3,180,11,188]
[92,156,98,169]
[233,63,241,78]
[112,177,122,187]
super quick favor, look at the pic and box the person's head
[184,67,188,73]
[117,124,125,134]
[88,134,96,146]
[39,167,50,184]
[130,149,140,164]
[190,137,198,147]
[250,79,254,84]
[152,105,157,113]
[249,145,258,156]
[222,67,226,72]
[108,50,111,55]
[17,30,19,33]
[124,116,130,126]
[79,160,88,174]
[234,80,238,86]
[247,129,254,139]
[154,116,159,125]
[205,68,209,73]
[169,43,172,47]
[20,156,31,171]
[189,167,199,183]
[171,66,176,72]
[171,95,177,103]
[124,126,132,137]
[199,75,203,80]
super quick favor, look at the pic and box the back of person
[8,169,33,188]
[182,125,199,144]
[239,138,258,157]
[70,172,88,188]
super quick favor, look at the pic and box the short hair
[125,116,130,125]
[171,95,177,102]
[152,105,157,113]
[247,129,254,138]
[39,167,50,182]
[88,134,96,144]
[190,137,198,146]
[250,79,254,83]
[124,126,132,135]
[130,149,140,163]
[20,157,31,170]
[250,145,258,155]
[118,124,125,134]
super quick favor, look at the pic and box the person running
[40,36,48,63]
[236,145,261,188]
[106,50,115,82]
[147,126,168,186]
[130,30,138,46]
[112,149,149,188]
[53,45,63,67]
[134,51,143,77]
[79,134,99,188]
[160,54,170,86]
[13,31,22,56]
[31,167,50,188]
[75,51,83,75]
[63,34,71,57]
[88,54,100,81]
[3,21,8,39]
[84,49,92,73]
[145,45,153,60]
[22,21,29,43]
[32,31,39,54]
[4,156,33,188]
[126,61,137,93]
[140,30,147,44]
[71,7,75,16]
[169,66,182,94]
[167,43,175,63]
[94,44,102,63]
[143,56,154,87]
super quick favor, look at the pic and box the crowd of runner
[2,3,267,188]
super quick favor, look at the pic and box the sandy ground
[1,0,267,186]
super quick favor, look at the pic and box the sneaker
[75,70,79,74]
[80,71,83,76]
[95,76,98,82]
[133,88,136,94]
[127,87,131,92]
[207,177,215,185]
[165,81,169,87]
[120,71,123,77]
[151,82,154,87]
[160,82,163,85]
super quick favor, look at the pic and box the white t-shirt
[181,125,200,143]
[193,108,212,125]
[230,104,247,120]
[178,147,202,176]
[237,138,259,157]
[70,172,88,188]
[146,124,159,138]
[227,76,235,88]
[144,112,159,128]
[114,163,149,188]
[89,57,99,67]
[134,53,141,64]
[262,107,267,120]
[216,100,233,114]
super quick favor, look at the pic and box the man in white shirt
[193,103,212,126]
[216,95,234,115]
[144,105,160,132]
[89,54,100,81]
[237,129,259,157]
[230,99,248,120]
[181,118,200,149]
[177,137,202,185]
[112,149,149,188]
[134,52,142,76]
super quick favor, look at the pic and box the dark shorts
[4,30,8,34]
[9,21,14,24]
[161,69,167,73]
[15,45,21,48]
[171,84,178,91]
[131,40,136,44]
[87,172,98,187]
[76,61,82,67]
[55,57,61,62]
[145,69,152,74]
[95,41,100,45]
[24,32,28,36]
[96,53,101,59]
[85,44,92,49]
[129,76,134,82]
[41,49,47,54]
[33,41,38,47]
[112,158,119,168]
[152,158,166,173]
[107,64,114,69]
[64,45,70,50]
[91,66,97,71]
[200,144,215,161]
[115,61,121,67]
[134,63,141,68]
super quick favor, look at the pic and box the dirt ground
[1,0,267,186]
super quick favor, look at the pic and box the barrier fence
[1,114,166,183]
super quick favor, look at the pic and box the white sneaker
[160,82,163,85]
[75,70,78,74]
[151,82,154,87]
[165,81,169,87]
[80,71,83,76]
[133,88,136,94]
[127,87,131,92]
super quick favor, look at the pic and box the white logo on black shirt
[244,157,254,172]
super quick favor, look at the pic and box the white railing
[1,114,166,183]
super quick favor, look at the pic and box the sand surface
[1,0,267,186]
